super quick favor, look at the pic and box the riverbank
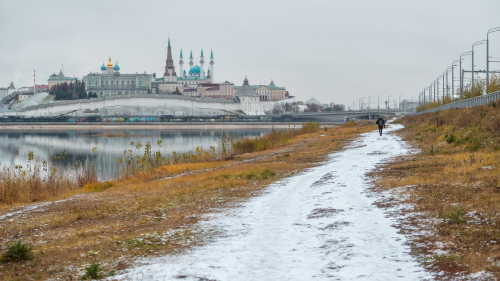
[371,103,500,279]
[0,123,325,130]
[0,122,372,280]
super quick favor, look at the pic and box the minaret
[200,49,205,79]
[209,49,214,82]
[179,49,184,77]
[164,37,176,78]
[189,50,194,70]
[206,69,211,83]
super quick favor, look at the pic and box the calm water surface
[0,129,273,179]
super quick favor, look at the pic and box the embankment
[371,101,500,279]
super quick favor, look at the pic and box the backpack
[378,119,384,126]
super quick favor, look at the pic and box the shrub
[446,133,455,144]
[0,241,33,263]
[446,206,466,224]
[469,137,481,151]
[76,163,98,187]
[260,169,275,180]
[84,182,113,192]
[298,121,321,134]
[341,120,356,128]
[233,122,320,154]
[81,261,114,280]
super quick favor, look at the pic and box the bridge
[270,109,406,123]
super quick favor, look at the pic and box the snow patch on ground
[112,123,434,280]
[0,195,85,221]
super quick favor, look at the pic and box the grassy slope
[372,103,500,278]
[0,122,373,280]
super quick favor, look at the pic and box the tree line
[270,102,346,114]
[49,82,97,100]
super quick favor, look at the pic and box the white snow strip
[113,123,431,280]
[0,195,85,221]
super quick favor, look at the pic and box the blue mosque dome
[189,65,201,74]
[100,63,106,70]
[113,62,120,71]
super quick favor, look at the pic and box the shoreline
[0,123,335,130]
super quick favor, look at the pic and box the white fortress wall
[15,95,296,117]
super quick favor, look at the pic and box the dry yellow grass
[372,104,500,278]
[0,122,374,280]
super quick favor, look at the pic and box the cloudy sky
[1,0,499,108]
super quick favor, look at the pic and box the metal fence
[415,90,500,114]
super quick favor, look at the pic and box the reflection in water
[0,129,273,179]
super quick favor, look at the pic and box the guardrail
[415,90,500,114]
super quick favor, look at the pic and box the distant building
[306,98,323,105]
[196,81,235,98]
[33,84,49,93]
[48,70,77,89]
[399,100,418,112]
[0,88,8,97]
[0,82,15,96]
[234,77,260,113]
[19,93,31,101]
[235,80,287,101]
[84,57,153,97]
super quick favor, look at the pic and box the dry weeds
[0,122,373,280]
[371,103,500,278]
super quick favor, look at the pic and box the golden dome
[106,57,113,69]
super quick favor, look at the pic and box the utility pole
[487,27,500,93]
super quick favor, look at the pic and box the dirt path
[112,123,431,280]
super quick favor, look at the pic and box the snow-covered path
[115,123,430,280]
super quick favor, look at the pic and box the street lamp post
[445,67,452,98]
[460,51,472,99]
[472,40,486,93]
[377,95,382,112]
[367,96,372,110]
[435,78,439,103]
[432,80,436,102]
[451,59,460,101]
[442,73,445,102]
[487,27,500,93]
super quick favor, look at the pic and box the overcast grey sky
[1,0,499,107]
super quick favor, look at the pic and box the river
[0,128,274,179]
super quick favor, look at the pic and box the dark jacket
[376,118,385,127]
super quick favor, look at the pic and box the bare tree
[305,103,323,112]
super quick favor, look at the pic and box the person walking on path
[376,116,385,136]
